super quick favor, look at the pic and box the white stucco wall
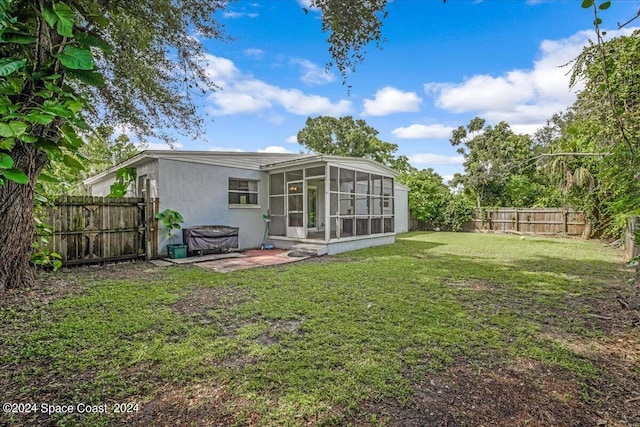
[135,161,159,197]
[89,173,116,196]
[157,159,268,255]
[394,184,409,234]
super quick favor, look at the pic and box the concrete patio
[149,249,309,272]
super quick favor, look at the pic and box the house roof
[83,150,399,185]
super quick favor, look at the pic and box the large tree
[297,115,410,172]
[539,30,640,237]
[0,0,229,290]
[450,118,533,208]
[0,0,393,290]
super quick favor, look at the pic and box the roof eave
[261,154,399,176]
[82,151,154,185]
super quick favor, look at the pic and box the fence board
[412,208,586,236]
[43,196,158,265]
[463,208,585,236]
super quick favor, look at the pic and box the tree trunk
[0,2,65,291]
[0,143,49,291]
[582,221,593,239]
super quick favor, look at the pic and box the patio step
[289,243,328,257]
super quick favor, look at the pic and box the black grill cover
[183,225,239,251]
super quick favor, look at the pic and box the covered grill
[183,225,239,255]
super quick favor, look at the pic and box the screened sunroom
[264,157,400,253]
[84,150,408,256]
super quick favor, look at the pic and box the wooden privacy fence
[625,215,640,261]
[462,208,586,236]
[43,196,159,265]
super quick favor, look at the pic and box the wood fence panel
[463,208,585,236]
[410,208,586,236]
[43,196,158,265]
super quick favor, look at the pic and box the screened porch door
[307,186,318,232]
[287,181,305,238]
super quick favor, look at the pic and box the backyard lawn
[1,232,638,426]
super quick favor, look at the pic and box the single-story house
[84,151,409,256]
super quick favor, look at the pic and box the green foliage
[30,218,62,271]
[58,45,95,70]
[80,126,141,176]
[297,116,410,172]
[450,118,535,208]
[549,29,640,237]
[306,0,389,81]
[443,194,474,231]
[398,168,450,225]
[154,209,185,243]
[0,0,102,189]
[36,126,140,199]
[108,167,137,198]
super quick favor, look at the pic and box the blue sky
[138,0,639,181]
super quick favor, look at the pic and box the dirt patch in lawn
[2,261,169,313]
[172,285,251,324]
[351,360,596,427]
[445,279,496,291]
[1,270,84,310]
[253,318,305,347]
[122,383,240,427]
[68,260,170,281]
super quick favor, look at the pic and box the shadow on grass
[1,233,634,427]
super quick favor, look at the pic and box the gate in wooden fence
[462,208,586,236]
[43,196,159,265]
[625,215,640,261]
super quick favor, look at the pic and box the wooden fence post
[145,179,151,260]
[153,197,160,259]
[515,209,519,232]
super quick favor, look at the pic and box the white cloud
[290,58,335,85]
[427,71,536,113]
[244,48,265,60]
[392,123,455,140]
[510,123,546,135]
[408,153,464,165]
[424,28,637,134]
[202,54,239,86]
[209,78,352,116]
[362,86,422,116]
[258,145,293,153]
[208,92,272,115]
[285,135,298,144]
[442,174,454,184]
[223,11,258,18]
[205,55,352,117]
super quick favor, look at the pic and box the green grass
[0,232,631,426]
